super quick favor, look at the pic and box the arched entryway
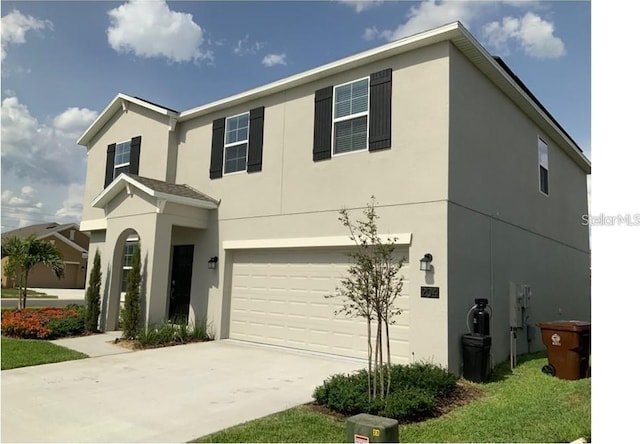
[105,228,140,331]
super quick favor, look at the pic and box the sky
[0,0,592,232]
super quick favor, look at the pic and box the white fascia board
[179,23,460,121]
[77,93,178,146]
[223,233,412,250]
[79,219,107,231]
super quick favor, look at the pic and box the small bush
[134,318,214,348]
[1,306,85,339]
[313,362,458,422]
[47,305,85,339]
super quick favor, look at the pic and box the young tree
[121,243,142,339]
[84,249,102,333]
[328,196,405,400]
[1,235,64,310]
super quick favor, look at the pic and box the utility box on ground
[345,413,399,443]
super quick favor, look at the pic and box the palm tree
[1,235,64,310]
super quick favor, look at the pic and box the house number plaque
[420,286,440,299]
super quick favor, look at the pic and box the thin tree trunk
[377,319,384,398]
[385,318,392,397]
[22,270,30,309]
[367,314,372,402]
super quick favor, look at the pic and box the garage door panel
[230,248,410,362]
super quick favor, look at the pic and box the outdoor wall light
[419,253,433,272]
[208,256,219,270]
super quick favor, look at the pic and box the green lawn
[1,337,88,370]
[1,288,57,298]
[193,352,590,443]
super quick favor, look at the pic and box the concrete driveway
[1,340,364,443]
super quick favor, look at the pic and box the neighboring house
[1,222,89,289]
[77,22,590,374]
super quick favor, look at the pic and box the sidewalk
[50,331,132,357]
[31,287,85,300]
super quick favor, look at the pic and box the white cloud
[262,53,287,67]
[55,183,85,223]
[381,0,480,41]
[107,0,212,63]
[1,186,45,228]
[1,97,94,230]
[53,107,98,138]
[233,35,265,56]
[1,9,53,61]
[336,0,385,13]
[482,12,565,59]
[1,96,92,187]
[362,26,391,41]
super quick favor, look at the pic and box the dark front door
[169,245,194,321]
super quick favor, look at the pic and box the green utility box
[345,413,399,443]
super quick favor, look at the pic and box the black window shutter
[247,106,265,173]
[369,68,392,151]
[210,117,225,179]
[129,136,141,175]
[313,86,333,161]
[104,143,116,188]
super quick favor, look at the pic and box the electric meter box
[345,413,399,443]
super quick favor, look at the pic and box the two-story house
[77,22,590,373]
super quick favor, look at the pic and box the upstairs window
[114,140,131,178]
[538,137,549,195]
[333,78,369,155]
[224,113,249,174]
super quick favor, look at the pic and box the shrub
[84,249,102,333]
[313,362,458,422]
[121,243,141,339]
[134,318,215,348]
[1,306,84,339]
[47,305,85,339]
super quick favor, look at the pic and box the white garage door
[229,248,410,362]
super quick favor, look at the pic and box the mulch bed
[305,380,486,422]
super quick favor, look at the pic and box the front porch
[86,174,219,331]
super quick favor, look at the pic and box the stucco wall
[447,45,591,371]
[81,103,174,224]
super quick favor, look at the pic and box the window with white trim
[114,140,131,178]
[538,137,549,195]
[333,78,369,155]
[224,113,249,174]
[121,239,138,292]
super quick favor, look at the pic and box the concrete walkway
[50,331,132,357]
[31,287,85,300]
[1,339,365,443]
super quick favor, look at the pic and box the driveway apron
[1,340,364,443]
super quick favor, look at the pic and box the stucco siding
[448,45,589,252]
[447,202,590,373]
[174,42,451,221]
[81,103,174,224]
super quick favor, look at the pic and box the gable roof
[77,21,590,173]
[91,173,219,210]
[1,222,78,243]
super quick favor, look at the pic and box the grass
[193,352,590,443]
[1,337,88,370]
[1,288,57,298]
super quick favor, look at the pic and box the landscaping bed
[194,352,590,443]
[1,305,85,339]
